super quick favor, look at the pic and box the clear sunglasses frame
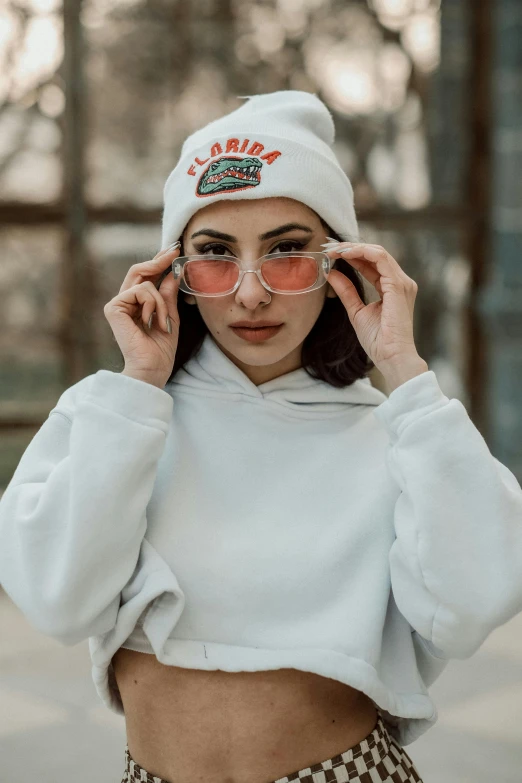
[171,251,333,297]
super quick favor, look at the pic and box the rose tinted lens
[184,260,239,293]
[262,255,318,291]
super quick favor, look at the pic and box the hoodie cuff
[86,370,174,428]
[372,370,450,440]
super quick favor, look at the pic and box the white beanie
[160,90,359,251]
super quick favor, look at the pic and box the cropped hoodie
[1,333,522,746]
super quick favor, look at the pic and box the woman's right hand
[103,242,183,388]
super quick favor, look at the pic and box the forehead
[185,197,320,233]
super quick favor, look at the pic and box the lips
[230,322,283,329]
[230,324,284,342]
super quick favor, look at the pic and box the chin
[237,349,285,366]
[229,341,286,362]
[216,332,292,364]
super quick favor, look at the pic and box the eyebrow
[190,223,314,243]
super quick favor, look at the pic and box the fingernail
[166,241,181,251]
[148,313,154,329]
[326,236,338,242]
[166,315,172,334]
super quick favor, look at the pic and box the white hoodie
[1,333,522,746]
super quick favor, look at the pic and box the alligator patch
[197,156,262,195]
[187,137,282,198]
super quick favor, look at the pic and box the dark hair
[166,217,374,387]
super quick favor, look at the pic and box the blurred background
[1,0,521,780]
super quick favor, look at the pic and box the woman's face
[181,197,337,386]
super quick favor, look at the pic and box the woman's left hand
[323,241,423,373]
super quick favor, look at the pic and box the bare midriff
[112,647,379,783]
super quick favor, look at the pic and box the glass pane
[0,429,41,491]
[358,220,471,408]
[0,1,64,203]
[0,226,64,414]
[83,0,185,209]
[86,223,163,368]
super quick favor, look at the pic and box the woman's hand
[323,241,425,375]
[103,242,182,388]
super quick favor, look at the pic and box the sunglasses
[166,252,332,297]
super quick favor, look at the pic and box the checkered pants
[121,711,424,783]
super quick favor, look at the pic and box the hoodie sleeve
[372,370,522,660]
[0,370,174,646]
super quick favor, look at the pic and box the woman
[1,91,522,783]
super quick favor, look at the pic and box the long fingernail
[166,241,181,252]
[166,315,172,334]
[148,313,154,329]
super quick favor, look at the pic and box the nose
[234,268,271,307]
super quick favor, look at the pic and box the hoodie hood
[169,333,388,414]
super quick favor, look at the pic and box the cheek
[284,291,326,324]
[305,289,328,317]
[196,299,229,321]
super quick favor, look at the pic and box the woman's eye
[269,240,305,254]
[199,243,229,255]
[197,240,305,255]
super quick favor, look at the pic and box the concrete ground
[1,588,522,783]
